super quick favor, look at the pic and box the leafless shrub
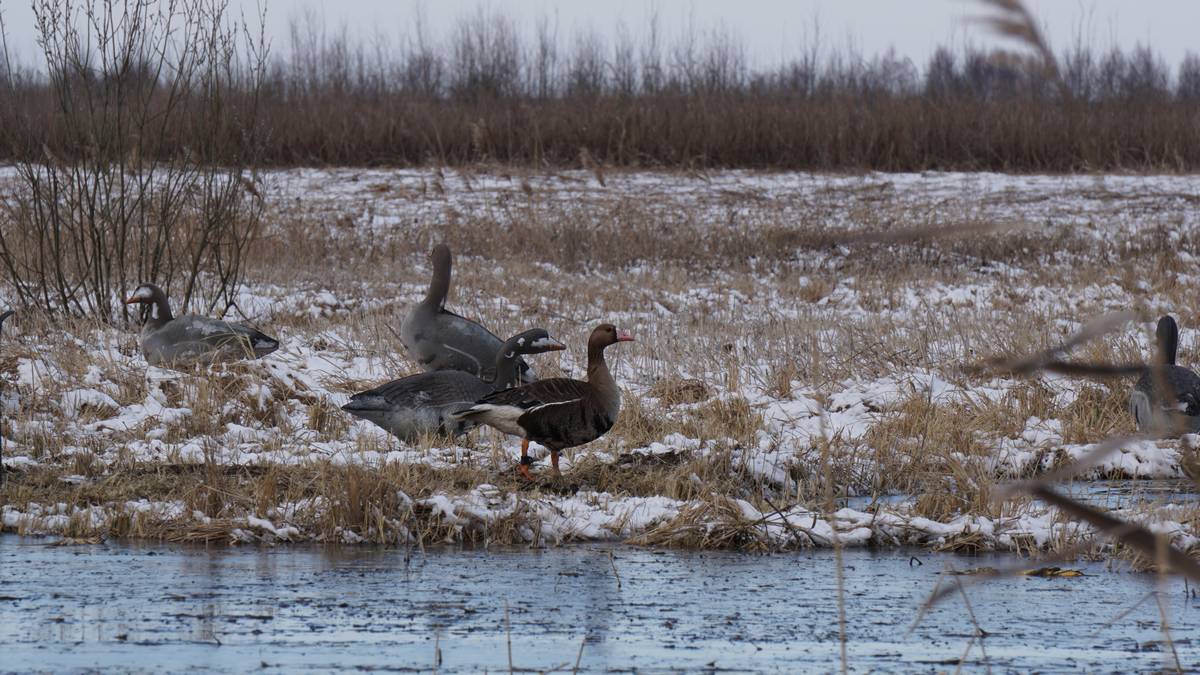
[0,0,268,318]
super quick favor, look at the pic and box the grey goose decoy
[1130,315,1200,436]
[124,283,280,368]
[341,328,565,442]
[400,244,536,384]
[454,324,634,480]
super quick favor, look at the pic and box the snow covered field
[2,167,1199,560]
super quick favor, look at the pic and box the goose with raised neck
[400,244,536,383]
[1130,315,1200,436]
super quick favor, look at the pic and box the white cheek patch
[517,337,526,346]
[132,286,154,301]
[150,304,159,320]
[504,350,515,359]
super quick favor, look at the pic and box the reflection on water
[845,479,1200,512]
[1062,478,1200,509]
[1,534,1198,672]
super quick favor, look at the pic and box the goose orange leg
[550,451,561,476]
[517,439,534,481]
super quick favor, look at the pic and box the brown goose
[453,324,634,479]
[400,244,535,383]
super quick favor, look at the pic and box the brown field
[1,166,1198,567]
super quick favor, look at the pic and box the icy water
[845,479,1200,512]
[1,535,1198,673]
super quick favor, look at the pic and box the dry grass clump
[440,197,833,271]
[606,393,673,449]
[861,394,1001,520]
[628,496,777,551]
[307,398,350,440]
[606,389,761,459]
[5,457,502,545]
[999,381,1058,429]
[0,417,813,547]
[1059,385,1132,443]
[647,377,712,406]
[677,398,764,447]
[569,447,749,503]
[1179,443,1200,480]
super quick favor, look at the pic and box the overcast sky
[3,1,1199,70]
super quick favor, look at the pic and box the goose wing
[425,310,536,382]
[453,378,587,437]
[345,371,490,412]
[145,316,278,365]
[1135,365,1200,415]
[475,378,589,411]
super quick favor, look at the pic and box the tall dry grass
[1,3,1200,171]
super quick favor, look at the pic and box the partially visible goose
[124,283,280,368]
[454,324,633,479]
[342,329,565,442]
[0,309,12,487]
[1130,315,1200,435]
[400,244,536,384]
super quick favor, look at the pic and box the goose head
[124,283,172,324]
[589,324,635,350]
[502,329,566,360]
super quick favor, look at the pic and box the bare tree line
[0,4,1199,170]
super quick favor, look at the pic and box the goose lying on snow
[124,283,280,368]
[342,329,565,441]
[401,244,536,383]
[453,324,633,480]
[1130,315,1200,436]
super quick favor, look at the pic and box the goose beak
[616,329,635,342]
[531,336,567,351]
[123,296,142,305]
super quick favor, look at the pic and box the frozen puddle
[845,479,1200,512]
[1062,479,1200,509]
[1,535,1197,672]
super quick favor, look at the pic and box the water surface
[1,535,1197,672]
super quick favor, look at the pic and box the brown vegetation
[0,164,1193,559]
[1,2,1199,172]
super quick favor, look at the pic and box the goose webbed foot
[517,456,536,481]
[517,439,535,481]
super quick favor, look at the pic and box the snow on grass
[2,167,1199,554]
